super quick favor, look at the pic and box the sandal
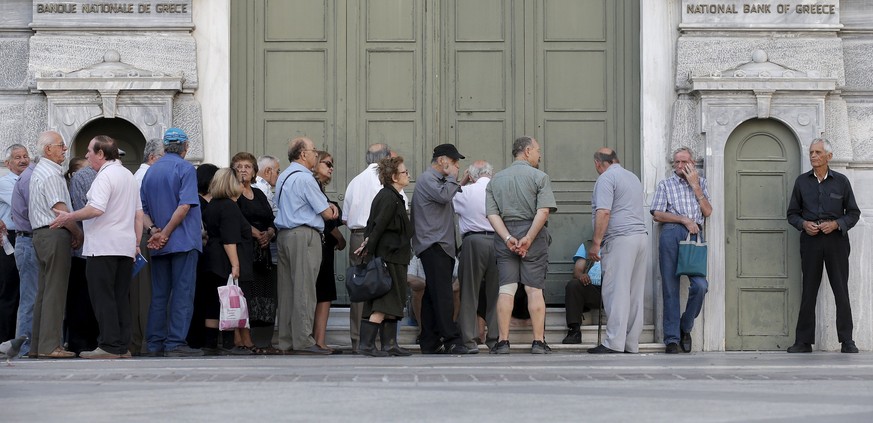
[38,348,76,359]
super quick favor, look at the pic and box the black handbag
[345,257,392,302]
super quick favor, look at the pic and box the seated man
[562,243,602,344]
[407,255,460,339]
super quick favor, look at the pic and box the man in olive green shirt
[485,136,557,354]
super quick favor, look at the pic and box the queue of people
[0,130,861,358]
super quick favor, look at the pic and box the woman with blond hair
[201,168,255,354]
[313,150,346,353]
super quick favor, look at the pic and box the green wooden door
[724,119,801,350]
[230,0,640,305]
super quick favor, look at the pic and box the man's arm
[515,208,550,257]
[652,211,699,234]
[588,209,610,262]
[148,204,191,249]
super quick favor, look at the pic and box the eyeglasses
[320,161,333,169]
[49,143,66,149]
[398,170,409,175]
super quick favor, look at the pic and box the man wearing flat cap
[412,144,474,354]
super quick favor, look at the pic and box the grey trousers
[31,227,72,356]
[276,226,322,350]
[600,232,648,353]
[457,233,499,349]
[347,231,365,349]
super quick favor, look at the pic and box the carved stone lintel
[99,89,119,118]
[754,90,774,119]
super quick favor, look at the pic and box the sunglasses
[320,161,333,169]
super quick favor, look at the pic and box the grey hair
[35,131,63,157]
[467,161,493,182]
[511,136,535,158]
[811,138,833,153]
[5,143,28,161]
[142,139,164,163]
[164,141,186,155]
[671,147,695,163]
[257,155,278,169]
[366,143,391,165]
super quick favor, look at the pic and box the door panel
[231,0,639,305]
[725,119,801,350]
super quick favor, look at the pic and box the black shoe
[531,340,551,354]
[680,330,692,353]
[446,344,472,355]
[295,345,333,356]
[143,350,164,357]
[420,344,446,354]
[490,340,510,354]
[587,344,621,354]
[665,343,679,354]
[842,341,859,354]
[562,330,582,344]
[164,346,204,357]
[786,343,812,353]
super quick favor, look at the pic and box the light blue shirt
[0,172,19,230]
[274,162,329,231]
[572,243,587,263]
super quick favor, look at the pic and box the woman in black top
[202,168,255,355]
[231,152,278,354]
[313,150,346,353]
[353,156,412,357]
[188,163,218,350]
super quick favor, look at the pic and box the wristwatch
[505,234,512,242]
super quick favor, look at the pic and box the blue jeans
[659,223,708,345]
[146,250,198,352]
[14,235,37,356]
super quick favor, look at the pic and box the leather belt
[14,230,32,238]
[463,231,494,239]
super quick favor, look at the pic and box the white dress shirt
[342,163,408,229]
[133,163,150,187]
[254,175,277,216]
[452,176,494,234]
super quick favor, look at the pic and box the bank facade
[1,0,870,352]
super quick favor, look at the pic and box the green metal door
[230,0,640,305]
[724,119,801,350]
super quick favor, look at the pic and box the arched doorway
[73,117,146,173]
[724,119,801,350]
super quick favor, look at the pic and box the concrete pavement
[2,352,873,422]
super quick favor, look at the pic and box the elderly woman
[202,168,255,355]
[354,156,412,357]
[313,150,346,353]
[231,152,279,354]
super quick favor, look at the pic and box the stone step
[320,307,659,353]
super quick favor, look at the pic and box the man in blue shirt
[140,128,203,357]
[274,136,337,355]
[562,243,602,344]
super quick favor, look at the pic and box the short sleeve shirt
[592,164,646,242]
[273,162,329,231]
[573,243,587,263]
[486,160,557,221]
[82,160,142,258]
[140,153,202,255]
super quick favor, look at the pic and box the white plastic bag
[218,275,249,330]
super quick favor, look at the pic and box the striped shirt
[650,173,710,225]
[28,158,72,229]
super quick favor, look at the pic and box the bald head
[366,143,391,165]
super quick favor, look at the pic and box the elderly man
[51,136,143,359]
[140,128,203,357]
[588,147,648,354]
[651,147,712,354]
[454,160,499,351]
[129,139,162,355]
[486,136,557,355]
[0,144,30,342]
[342,143,406,352]
[412,143,473,355]
[274,136,338,355]
[254,154,280,215]
[29,131,83,358]
[786,138,860,354]
[11,150,37,357]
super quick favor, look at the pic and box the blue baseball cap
[163,128,188,145]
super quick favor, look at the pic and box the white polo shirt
[82,160,142,258]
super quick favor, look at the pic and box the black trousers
[64,256,99,353]
[795,231,853,344]
[418,244,461,349]
[564,279,602,327]
[86,256,133,355]
[0,232,20,341]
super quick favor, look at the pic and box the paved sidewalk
[2,352,873,422]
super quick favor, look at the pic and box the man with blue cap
[140,127,204,357]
